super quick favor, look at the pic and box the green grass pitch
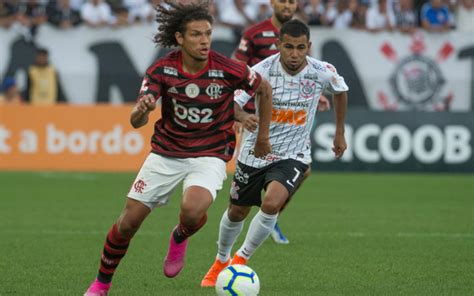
[0,172,472,295]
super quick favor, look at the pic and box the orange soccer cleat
[200,258,230,287]
[230,253,248,266]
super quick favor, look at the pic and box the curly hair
[154,0,213,48]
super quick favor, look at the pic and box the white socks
[236,210,278,260]
[216,210,244,263]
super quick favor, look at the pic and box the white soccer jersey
[235,53,348,168]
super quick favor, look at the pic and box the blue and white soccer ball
[215,264,260,296]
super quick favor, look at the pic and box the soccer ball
[215,264,260,296]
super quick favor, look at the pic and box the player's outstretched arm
[130,94,156,129]
[332,92,348,159]
[253,79,272,157]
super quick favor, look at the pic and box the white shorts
[127,153,227,209]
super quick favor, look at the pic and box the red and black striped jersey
[234,19,279,113]
[138,50,262,162]
[234,19,279,67]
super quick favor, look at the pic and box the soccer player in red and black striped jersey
[234,0,297,114]
[84,1,272,295]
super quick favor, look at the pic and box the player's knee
[180,206,206,227]
[117,217,141,238]
[260,198,283,215]
[180,193,212,224]
[227,205,250,222]
[303,167,312,179]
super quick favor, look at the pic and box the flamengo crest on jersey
[235,53,349,168]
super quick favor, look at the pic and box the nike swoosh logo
[286,180,295,187]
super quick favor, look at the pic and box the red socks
[97,224,131,283]
[173,213,208,243]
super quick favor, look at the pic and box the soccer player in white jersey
[234,0,331,245]
[201,19,348,287]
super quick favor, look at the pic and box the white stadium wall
[0,24,473,172]
[1,24,473,111]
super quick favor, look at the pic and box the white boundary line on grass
[309,232,474,239]
[1,229,472,239]
[37,172,98,180]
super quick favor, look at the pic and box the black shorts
[229,159,309,207]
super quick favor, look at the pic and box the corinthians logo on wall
[379,33,454,111]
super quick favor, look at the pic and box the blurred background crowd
[0,0,472,37]
[0,0,472,174]
[0,0,472,105]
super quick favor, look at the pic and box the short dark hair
[36,48,49,55]
[154,0,213,48]
[279,19,310,41]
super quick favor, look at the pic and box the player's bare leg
[164,186,213,278]
[201,204,251,287]
[271,166,311,244]
[85,199,151,296]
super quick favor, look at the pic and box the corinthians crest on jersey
[300,80,316,99]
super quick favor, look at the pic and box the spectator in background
[215,0,254,41]
[81,0,116,27]
[48,0,82,29]
[366,0,395,32]
[124,0,154,23]
[70,0,86,10]
[208,0,218,19]
[106,0,125,12]
[323,0,355,29]
[106,0,130,26]
[0,0,15,28]
[293,0,311,23]
[351,0,369,29]
[304,0,326,26]
[0,77,23,105]
[246,0,273,23]
[26,48,60,105]
[445,0,457,28]
[394,0,418,33]
[322,0,336,26]
[456,0,473,32]
[10,0,48,40]
[347,0,359,25]
[420,0,451,32]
